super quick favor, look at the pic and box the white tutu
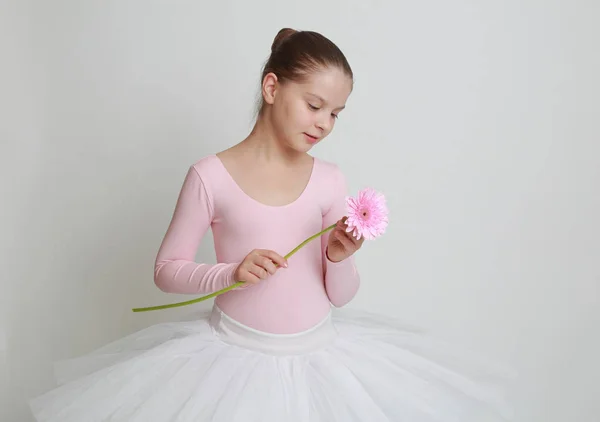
[30,305,515,421]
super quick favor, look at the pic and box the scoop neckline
[212,154,317,209]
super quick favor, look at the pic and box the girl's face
[264,67,353,153]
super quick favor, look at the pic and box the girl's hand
[234,249,288,284]
[326,217,364,263]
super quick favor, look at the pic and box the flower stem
[132,223,337,312]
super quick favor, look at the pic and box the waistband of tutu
[209,304,337,355]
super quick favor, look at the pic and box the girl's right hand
[234,249,288,284]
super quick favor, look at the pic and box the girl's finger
[257,256,278,275]
[249,264,269,280]
[240,270,260,284]
[346,229,361,245]
[334,229,355,251]
[261,250,288,268]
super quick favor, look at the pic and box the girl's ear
[262,72,278,105]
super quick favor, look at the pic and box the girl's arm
[321,167,361,306]
[154,167,238,294]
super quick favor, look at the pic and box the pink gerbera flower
[345,188,389,240]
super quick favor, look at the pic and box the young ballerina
[30,28,513,421]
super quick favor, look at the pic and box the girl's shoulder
[189,154,222,175]
[312,156,347,186]
[181,154,226,194]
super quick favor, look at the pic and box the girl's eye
[308,102,338,119]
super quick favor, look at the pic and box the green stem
[132,223,337,312]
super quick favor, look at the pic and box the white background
[2,1,599,421]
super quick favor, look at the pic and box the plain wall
[2,1,599,421]
[1,0,47,418]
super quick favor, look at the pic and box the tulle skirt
[30,304,515,421]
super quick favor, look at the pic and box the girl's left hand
[326,217,364,263]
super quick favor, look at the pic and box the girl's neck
[237,113,307,166]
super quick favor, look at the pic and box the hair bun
[271,28,298,53]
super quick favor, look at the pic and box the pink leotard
[154,155,360,334]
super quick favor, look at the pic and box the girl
[30,28,513,421]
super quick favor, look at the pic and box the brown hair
[256,28,353,114]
